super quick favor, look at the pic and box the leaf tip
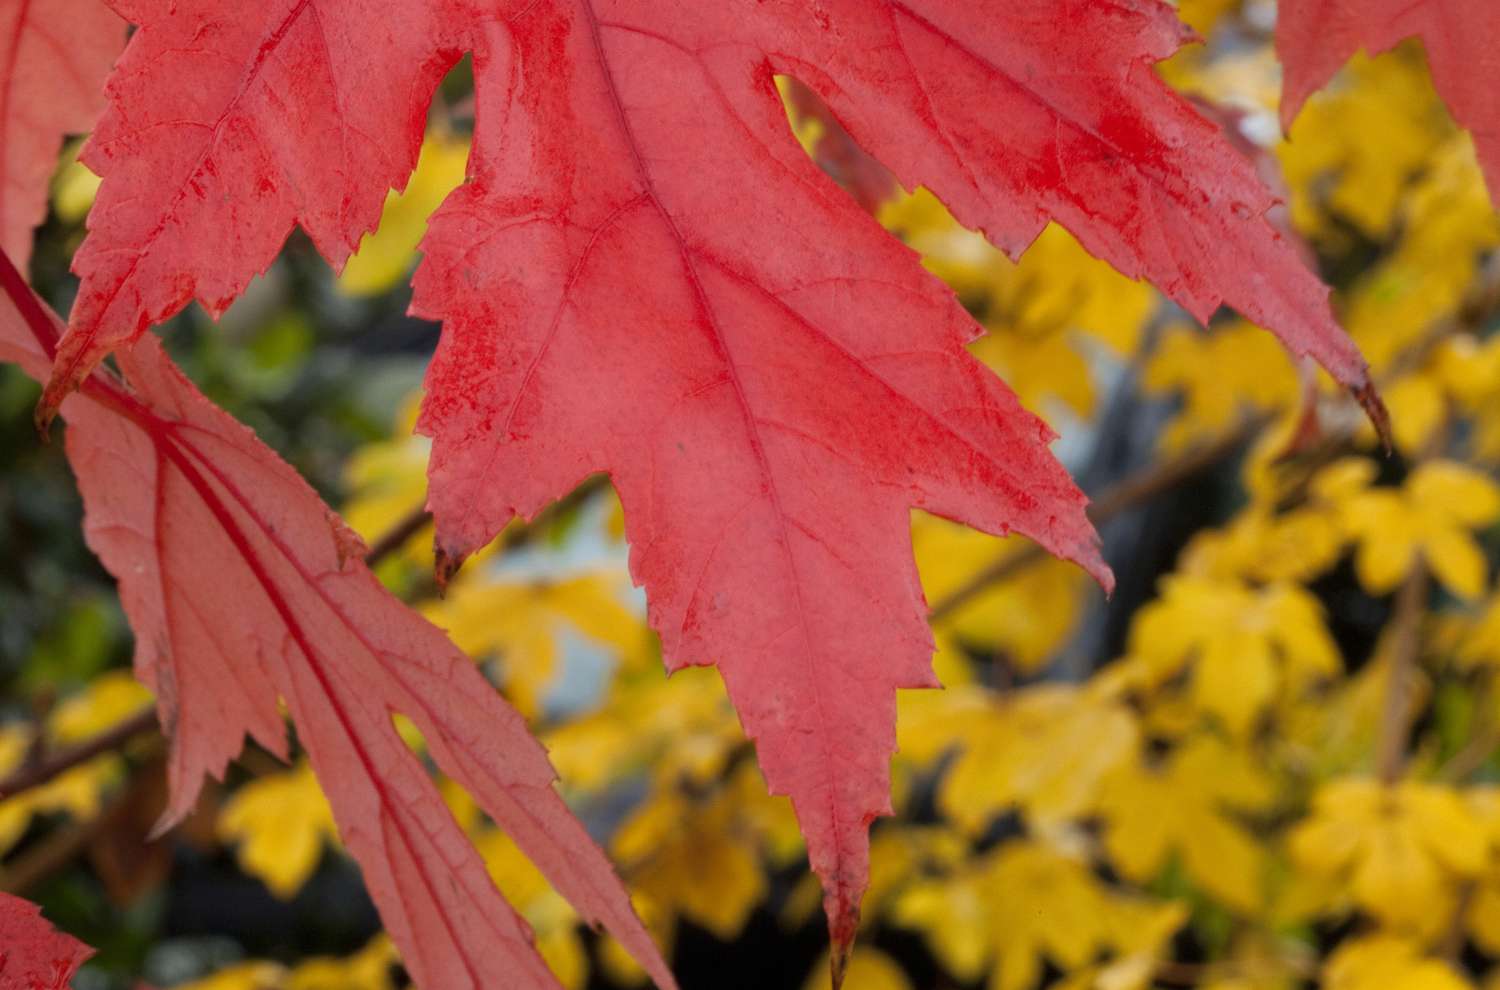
[434,544,469,595]
[1353,380,1392,455]
[32,392,60,440]
[829,938,852,990]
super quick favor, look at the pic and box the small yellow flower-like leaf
[893,839,1183,990]
[1324,936,1472,990]
[1142,321,1302,452]
[288,937,398,990]
[1345,461,1500,599]
[175,962,290,990]
[427,570,650,718]
[1127,576,1341,734]
[47,670,153,744]
[218,761,338,899]
[904,684,1137,835]
[1291,778,1489,939]
[881,194,1153,359]
[1095,736,1275,914]
[611,765,789,943]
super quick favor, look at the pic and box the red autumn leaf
[30,0,1383,962]
[0,259,673,990]
[0,891,94,990]
[0,0,123,273]
[1278,0,1500,200]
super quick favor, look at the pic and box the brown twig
[362,503,433,567]
[1377,561,1430,785]
[0,758,165,896]
[0,708,158,801]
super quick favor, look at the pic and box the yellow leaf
[427,569,650,718]
[1324,936,1472,990]
[218,761,338,899]
[47,669,153,743]
[894,839,1183,990]
[175,962,289,990]
[1096,736,1274,913]
[1291,778,1488,939]
[1345,462,1500,599]
[913,514,1088,675]
[1142,321,1301,453]
[1127,576,1340,734]
[288,937,398,990]
[338,134,470,296]
[907,684,1137,834]
[1278,49,1454,242]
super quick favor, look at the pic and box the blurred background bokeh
[4,2,1500,988]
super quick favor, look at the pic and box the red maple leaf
[0,0,123,272]
[22,0,1386,967]
[0,892,93,990]
[1278,0,1499,200]
[0,256,672,990]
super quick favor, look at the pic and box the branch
[362,504,432,567]
[0,708,157,801]
[0,759,163,896]
[1377,560,1429,785]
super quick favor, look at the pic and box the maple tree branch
[0,760,162,896]
[928,416,1266,621]
[0,708,158,802]
[363,504,433,566]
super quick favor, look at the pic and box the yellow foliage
[880,190,1153,421]
[1142,321,1301,452]
[545,666,743,793]
[611,763,794,944]
[338,134,470,296]
[899,684,1136,834]
[175,938,396,990]
[0,673,153,856]
[1126,576,1340,734]
[1343,461,1500,599]
[803,948,912,990]
[218,761,338,899]
[1095,736,1275,913]
[343,393,431,568]
[1173,0,1240,35]
[1291,778,1489,939]
[894,838,1184,990]
[1324,936,1472,990]
[427,568,651,718]
[50,139,102,225]
[913,515,1089,674]
[1279,49,1453,242]
[48,670,152,743]
[1345,136,1499,377]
